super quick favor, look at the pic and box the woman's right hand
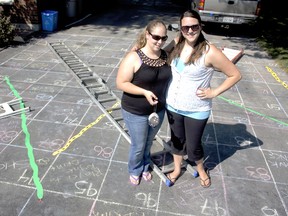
[144,90,158,106]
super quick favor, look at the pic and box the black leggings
[166,109,208,161]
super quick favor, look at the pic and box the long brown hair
[168,10,209,64]
[134,19,167,49]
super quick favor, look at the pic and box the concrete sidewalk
[0,6,288,216]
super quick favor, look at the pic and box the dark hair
[135,19,167,49]
[168,10,209,64]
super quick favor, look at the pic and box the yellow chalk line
[52,102,120,156]
[266,66,288,90]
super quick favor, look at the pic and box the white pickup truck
[190,0,262,26]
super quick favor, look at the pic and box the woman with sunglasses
[116,19,172,185]
[164,10,242,188]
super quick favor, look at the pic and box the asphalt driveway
[0,6,287,216]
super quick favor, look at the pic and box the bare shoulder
[205,43,232,68]
[121,51,140,65]
[207,43,222,55]
[125,51,139,61]
[119,51,141,74]
[206,43,227,60]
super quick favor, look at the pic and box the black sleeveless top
[121,49,172,115]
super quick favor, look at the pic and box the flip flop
[167,173,178,186]
[142,172,152,181]
[200,171,211,188]
[200,177,211,188]
[129,175,140,186]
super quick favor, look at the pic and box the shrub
[0,12,15,47]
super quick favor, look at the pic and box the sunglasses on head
[181,24,200,33]
[148,32,168,42]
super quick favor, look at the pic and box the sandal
[142,172,152,181]
[129,175,140,186]
[167,173,179,186]
[200,171,211,188]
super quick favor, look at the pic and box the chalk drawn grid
[0,10,288,216]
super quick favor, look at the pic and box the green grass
[256,11,288,73]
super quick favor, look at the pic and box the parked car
[190,0,262,27]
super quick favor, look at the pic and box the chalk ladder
[48,42,198,187]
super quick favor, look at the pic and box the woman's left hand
[196,87,215,99]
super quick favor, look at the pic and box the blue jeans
[122,108,165,176]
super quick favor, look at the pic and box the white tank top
[166,53,214,112]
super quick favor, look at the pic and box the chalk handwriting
[245,166,271,181]
[233,117,248,124]
[267,151,288,168]
[170,195,192,208]
[6,119,21,128]
[252,77,264,83]
[94,145,114,159]
[0,160,30,171]
[266,103,281,111]
[75,180,97,197]
[52,108,79,124]
[234,136,253,147]
[105,64,116,67]
[135,193,157,208]
[0,130,18,142]
[54,80,69,86]
[261,206,279,216]
[50,160,103,180]
[24,78,38,83]
[0,158,49,171]
[17,169,34,185]
[262,89,270,94]
[76,98,92,105]
[39,138,65,151]
[104,121,116,129]
[200,199,227,216]
[35,93,54,101]
[30,85,56,93]
[62,116,79,124]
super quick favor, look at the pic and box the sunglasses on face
[148,32,168,42]
[181,24,200,33]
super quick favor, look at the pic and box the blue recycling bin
[41,10,58,32]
